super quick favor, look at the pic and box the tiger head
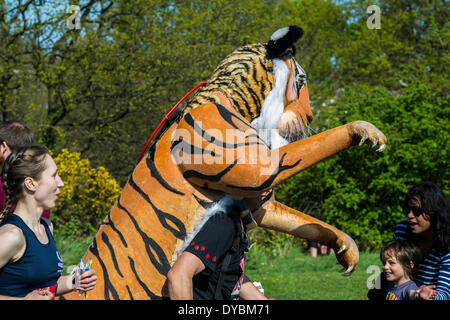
[189,26,313,149]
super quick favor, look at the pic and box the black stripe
[88,237,120,300]
[193,194,214,209]
[213,103,250,131]
[183,158,239,182]
[218,58,255,71]
[241,73,261,111]
[226,153,302,191]
[101,212,128,248]
[128,256,162,300]
[209,80,233,87]
[196,94,219,103]
[230,96,250,120]
[127,175,186,240]
[101,232,124,278]
[256,68,269,115]
[146,145,185,195]
[126,285,134,300]
[170,139,222,158]
[183,113,261,149]
[116,194,172,276]
[230,77,252,118]
[246,133,265,144]
[236,45,265,56]
[259,55,274,92]
[251,66,263,101]
[258,56,271,73]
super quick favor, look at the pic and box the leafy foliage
[0,0,349,184]
[52,149,120,237]
[276,82,449,250]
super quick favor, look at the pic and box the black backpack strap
[214,249,234,300]
[214,217,243,300]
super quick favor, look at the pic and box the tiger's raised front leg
[251,198,358,275]
[173,103,387,198]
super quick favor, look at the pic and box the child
[380,240,436,300]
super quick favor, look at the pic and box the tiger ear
[266,26,304,59]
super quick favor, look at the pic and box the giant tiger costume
[63,26,386,299]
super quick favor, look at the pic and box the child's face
[382,251,409,284]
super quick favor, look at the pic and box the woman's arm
[56,274,75,296]
[56,270,97,296]
[0,226,52,300]
[433,253,450,300]
[0,290,53,300]
[0,225,52,300]
[0,225,25,268]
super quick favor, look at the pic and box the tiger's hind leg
[251,199,358,275]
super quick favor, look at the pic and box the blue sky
[5,0,104,49]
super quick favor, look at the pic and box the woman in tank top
[0,145,97,299]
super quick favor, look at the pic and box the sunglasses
[405,206,424,217]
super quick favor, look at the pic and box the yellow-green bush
[52,149,120,237]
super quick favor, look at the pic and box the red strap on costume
[136,82,207,164]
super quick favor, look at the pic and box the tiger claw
[342,266,354,276]
[339,266,354,276]
[358,136,367,146]
[377,144,386,152]
[335,234,359,276]
[372,139,378,148]
[337,244,347,255]
[349,121,387,151]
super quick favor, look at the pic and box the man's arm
[167,251,206,300]
[239,275,269,300]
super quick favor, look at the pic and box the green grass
[245,243,380,300]
[54,233,94,274]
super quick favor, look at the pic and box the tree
[53,148,120,237]
[2,0,347,184]
[276,81,449,250]
[274,0,449,250]
[333,0,449,94]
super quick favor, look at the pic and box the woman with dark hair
[392,181,450,300]
[0,145,97,299]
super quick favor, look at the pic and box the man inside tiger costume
[62,26,387,300]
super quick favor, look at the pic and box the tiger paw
[347,120,387,152]
[334,234,359,276]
